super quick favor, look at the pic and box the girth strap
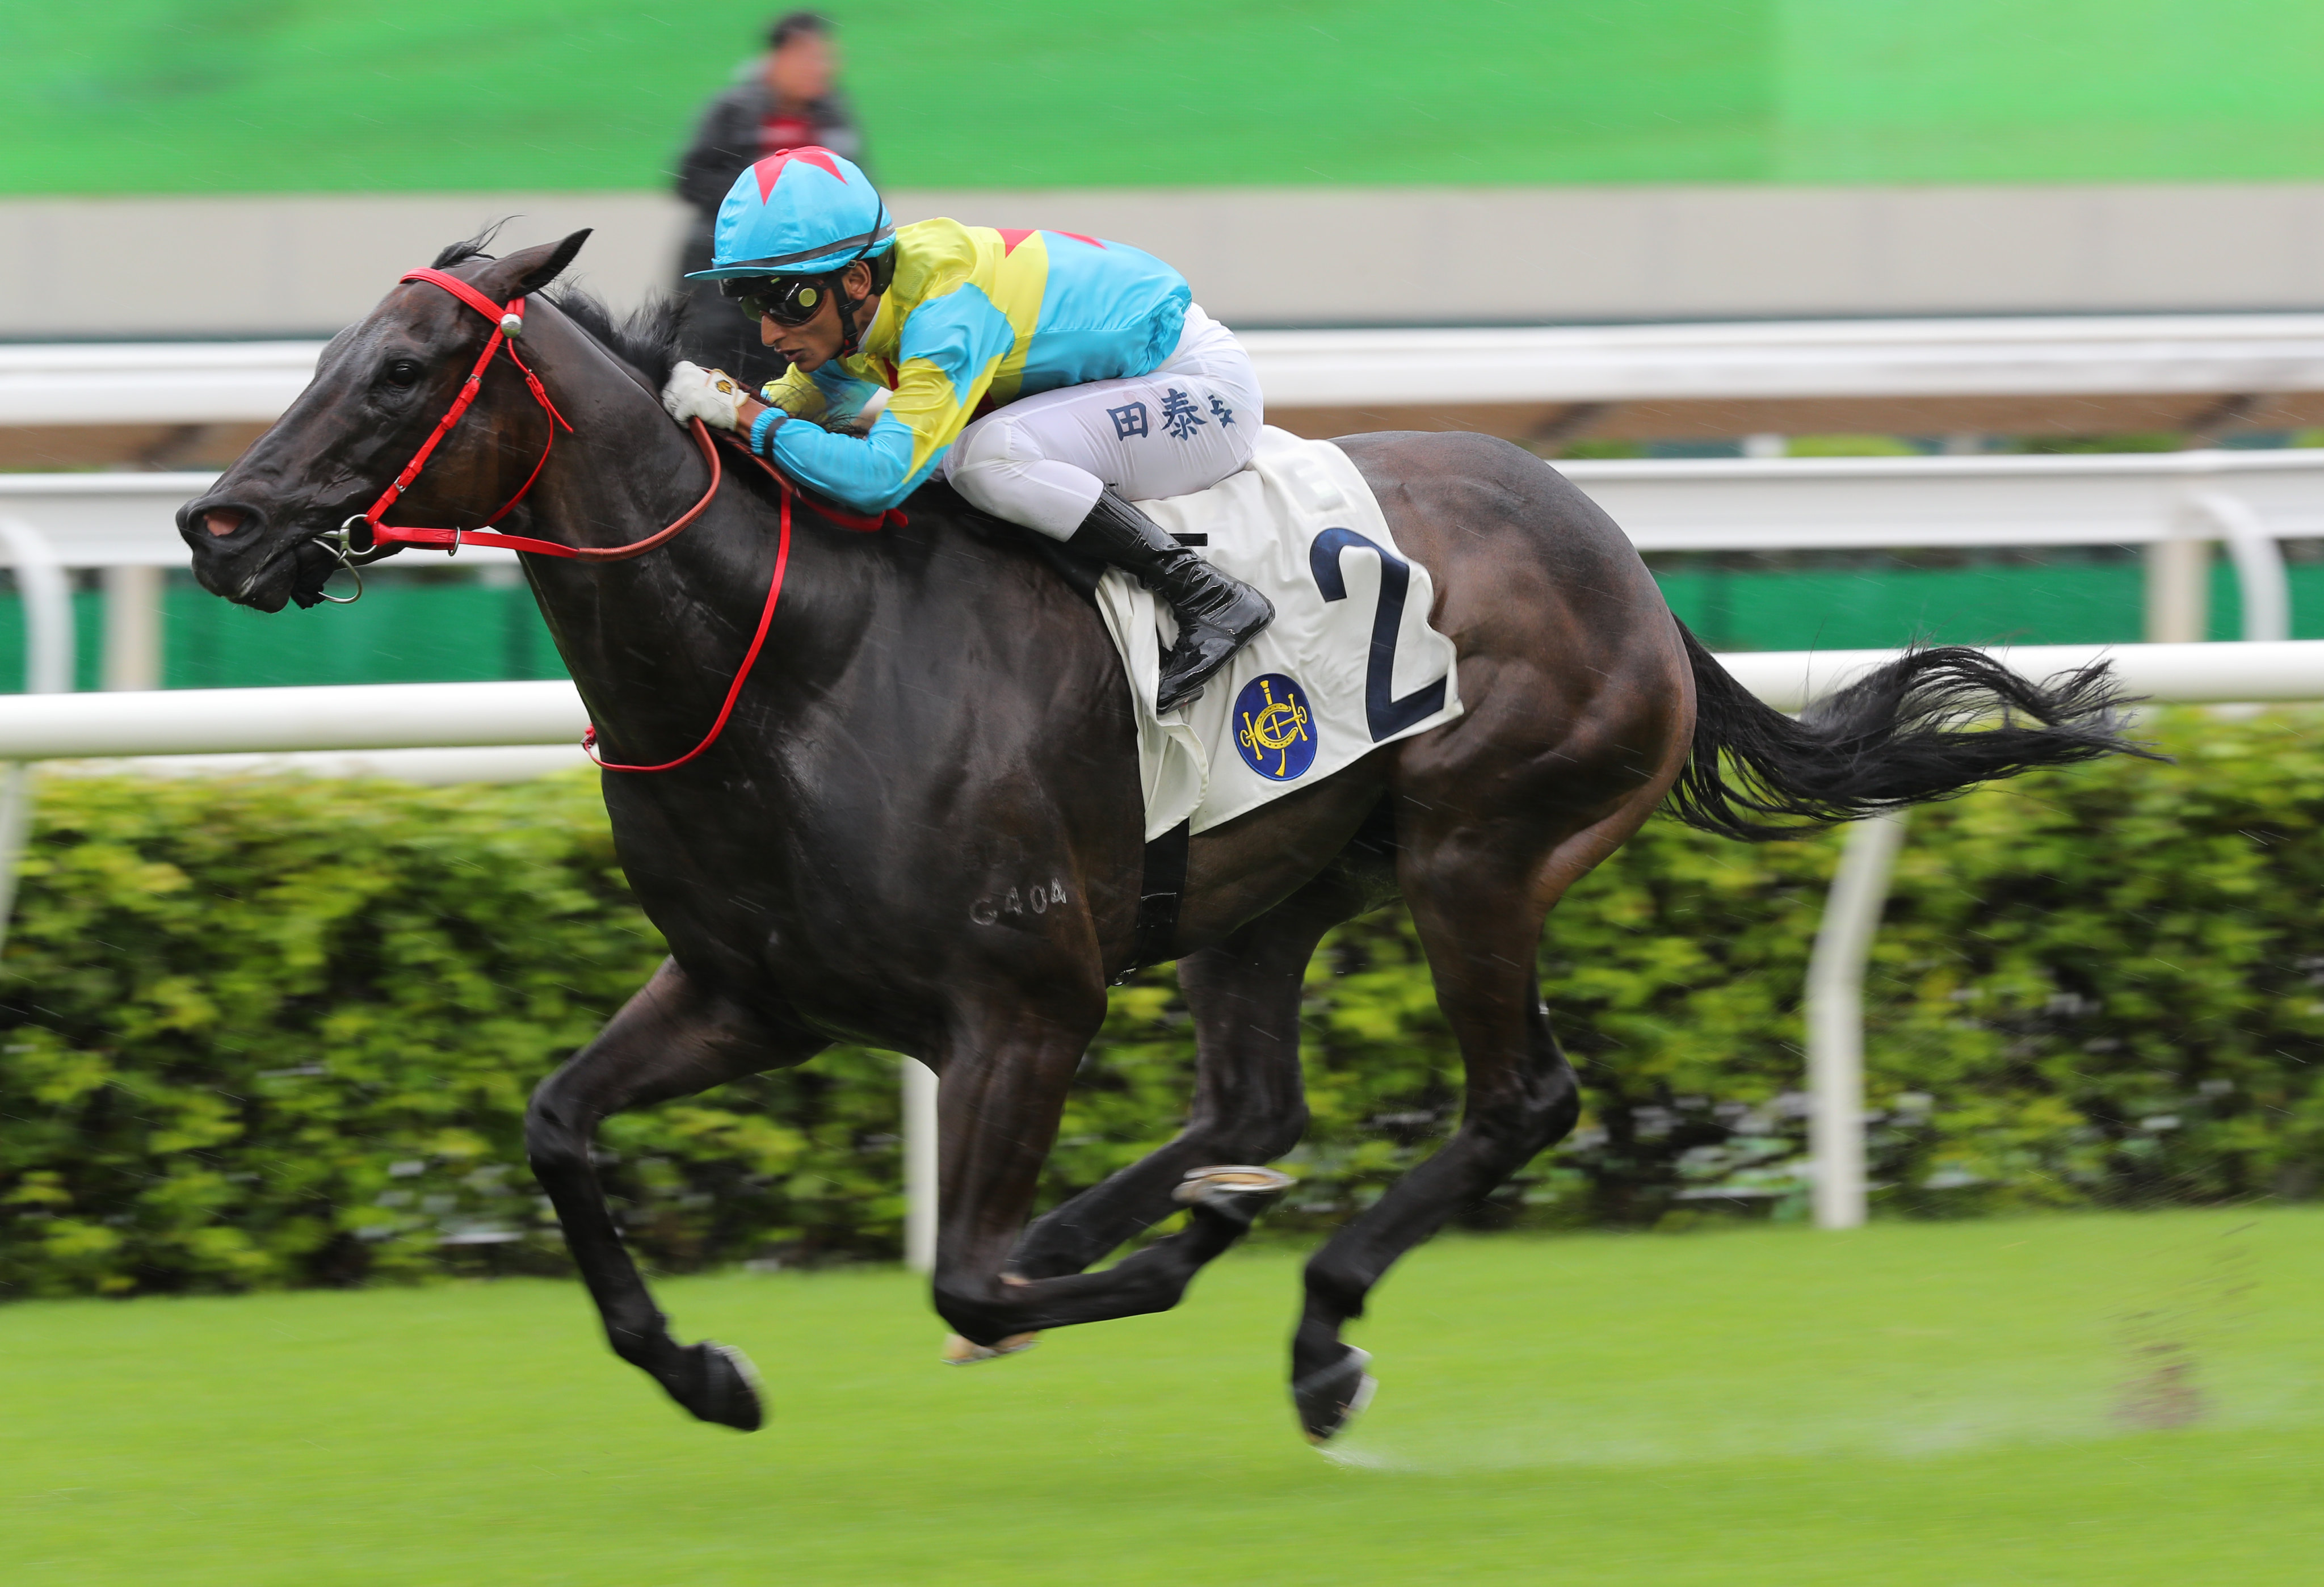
[1129,819,1192,971]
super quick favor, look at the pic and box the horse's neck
[515,316,850,744]
[520,316,713,555]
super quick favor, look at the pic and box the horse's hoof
[1292,1346,1376,1444]
[942,1331,1040,1365]
[675,1340,763,1431]
[1172,1165,1295,1225]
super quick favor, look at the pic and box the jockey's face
[760,260,877,372]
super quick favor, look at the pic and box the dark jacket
[674,79,870,230]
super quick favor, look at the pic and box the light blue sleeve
[762,409,926,512]
[764,284,1018,513]
[808,365,888,426]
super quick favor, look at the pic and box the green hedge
[6,709,2324,1299]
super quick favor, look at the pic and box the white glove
[660,360,751,431]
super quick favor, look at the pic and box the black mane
[430,225,505,271]
[428,228,689,387]
[548,287,690,389]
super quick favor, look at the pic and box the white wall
[12,183,2324,339]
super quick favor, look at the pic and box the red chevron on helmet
[690,145,895,281]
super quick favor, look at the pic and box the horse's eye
[383,358,423,388]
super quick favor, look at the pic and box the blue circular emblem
[1233,673,1318,782]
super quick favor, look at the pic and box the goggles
[721,275,835,328]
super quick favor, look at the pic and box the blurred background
[11,1,2324,685]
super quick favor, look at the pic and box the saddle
[1086,426,1464,841]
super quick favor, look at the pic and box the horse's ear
[474,229,592,301]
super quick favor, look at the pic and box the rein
[320,264,904,772]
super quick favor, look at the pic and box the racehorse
[178,233,2142,1442]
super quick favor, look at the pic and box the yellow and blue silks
[755,219,1191,514]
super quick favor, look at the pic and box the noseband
[319,264,902,773]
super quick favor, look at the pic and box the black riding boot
[1066,489,1274,711]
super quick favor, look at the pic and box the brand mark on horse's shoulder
[970,877,1068,926]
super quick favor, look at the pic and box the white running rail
[1247,314,2324,409]
[0,341,330,428]
[8,447,2323,685]
[0,679,585,760]
[19,316,2324,422]
[18,637,2318,759]
[13,445,2324,564]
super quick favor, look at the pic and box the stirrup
[1155,647,1247,712]
[1155,598,1271,711]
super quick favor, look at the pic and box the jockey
[660,146,1274,711]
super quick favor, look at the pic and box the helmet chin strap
[832,269,867,359]
[829,195,890,362]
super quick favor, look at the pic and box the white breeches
[939,304,1263,539]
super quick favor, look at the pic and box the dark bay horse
[178,234,2139,1442]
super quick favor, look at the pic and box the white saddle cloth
[1095,426,1465,839]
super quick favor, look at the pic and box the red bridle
[331,265,904,772]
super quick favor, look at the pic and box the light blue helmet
[687,146,895,280]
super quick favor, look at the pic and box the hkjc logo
[1234,673,1317,781]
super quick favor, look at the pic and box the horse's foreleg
[1006,879,1356,1282]
[926,992,1259,1348]
[524,958,824,1430]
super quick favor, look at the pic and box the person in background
[672,12,869,389]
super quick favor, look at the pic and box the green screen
[5,1,2322,194]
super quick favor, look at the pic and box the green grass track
[6,1208,2320,1584]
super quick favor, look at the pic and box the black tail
[1665,622,2159,841]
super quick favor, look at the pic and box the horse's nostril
[205,509,247,538]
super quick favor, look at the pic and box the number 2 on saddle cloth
[322,265,904,773]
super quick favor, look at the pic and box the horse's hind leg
[1288,813,1641,1442]
[1004,875,1362,1284]
[525,958,825,1430]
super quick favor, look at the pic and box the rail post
[1805,809,1909,1231]
[2187,490,2291,643]
[903,1057,938,1273]
[101,564,164,690]
[2145,536,2210,644]
[0,516,75,958]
